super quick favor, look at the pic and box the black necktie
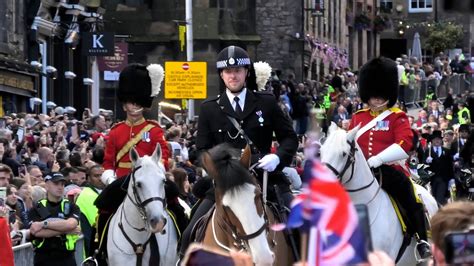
[234,97,243,118]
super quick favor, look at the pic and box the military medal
[256,110,264,126]
[142,131,151,142]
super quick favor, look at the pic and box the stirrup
[414,240,432,263]
[81,256,98,266]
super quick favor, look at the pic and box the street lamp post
[186,0,194,123]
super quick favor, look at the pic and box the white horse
[107,145,179,266]
[320,123,438,265]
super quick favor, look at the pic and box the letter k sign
[92,34,104,48]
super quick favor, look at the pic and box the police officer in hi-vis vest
[28,172,81,266]
[349,57,431,260]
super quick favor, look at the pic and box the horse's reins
[116,166,166,266]
[325,139,383,205]
[212,163,271,252]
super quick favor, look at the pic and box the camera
[444,229,474,264]
[64,71,77,79]
[83,78,94,86]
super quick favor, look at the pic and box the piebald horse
[320,123,438,265]
[200,144,294,266]
[107,146,179,266]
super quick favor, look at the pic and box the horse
[320,123,438,265]
[107,145,179,266]
[199,144,293,266]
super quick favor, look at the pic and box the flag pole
[300,231,309,264]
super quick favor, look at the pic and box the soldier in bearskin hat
[349,57,432,260]
[179,45,298,257]
[91,63,172,263]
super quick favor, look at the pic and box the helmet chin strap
[369,100,389,112]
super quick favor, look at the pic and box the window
[380,0,393,13]
[409,0,433,13]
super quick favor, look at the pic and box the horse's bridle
[213,173,270,252]
[126,165,166,225]
[116,165,167,266]
[325,140,378,194]
[325,140,357,186]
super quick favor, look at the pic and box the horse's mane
[321,127,350,156]
[206,144,255,193]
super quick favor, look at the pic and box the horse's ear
[201,151,219,180]
[328,122,338,135]
[129,147,139,164]
[347,123,361,142]
[240,145,251,169]
[151,144,162,164]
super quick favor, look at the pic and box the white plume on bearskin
[146,64,164,96]
[253,61,272,91]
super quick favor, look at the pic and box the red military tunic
[103,118,170,178]
[349,107,413,160]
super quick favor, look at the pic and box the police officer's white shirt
[226,87,247,111]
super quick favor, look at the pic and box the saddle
[190,204,215,243]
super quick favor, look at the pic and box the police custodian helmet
[118,63,164,108]
[358,57,398,108]
[216,45,258,91]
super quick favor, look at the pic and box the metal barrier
[403,73,473,108]
[13,236,84,266]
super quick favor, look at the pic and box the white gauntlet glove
[367,156,384,168]
[257,154,280,172]
[366,143,409,168]
[101,169,116,186]
[426,157,433,164]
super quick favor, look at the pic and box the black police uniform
[178,88,298,256]
[28,199,81,266]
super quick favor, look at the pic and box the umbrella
[411,32,423,63]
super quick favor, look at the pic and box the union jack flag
[287,160,367,265]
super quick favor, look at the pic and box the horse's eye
[136,182,142,188]
[342,152,347,157]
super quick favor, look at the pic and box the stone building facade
[256,0,304,81]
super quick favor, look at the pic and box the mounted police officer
[179,45,298,256]
[28,172,81,266]
[349,57,431,260]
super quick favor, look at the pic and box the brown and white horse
[200,144,293,266]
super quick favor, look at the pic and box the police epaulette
[110,121,125,129]
[355,108,370,114]
[202,95,220,104]
[254,90,274,96]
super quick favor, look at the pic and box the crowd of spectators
[0,54,473,264]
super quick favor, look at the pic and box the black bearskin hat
[216,45,258,92]
[358,57,398,107]
[118,63,164,108]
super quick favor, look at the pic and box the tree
[426,22,463,54]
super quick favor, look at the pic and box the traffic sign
[164,62,207,99]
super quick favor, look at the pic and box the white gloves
[367,144,409,168]
[101,169,116,186]
[367,156,384,168]
[426,157,433,164]
[258,154,280,172]
[453,153,459,160]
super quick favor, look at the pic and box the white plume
[253,61,272,91]
[146,64,164,96]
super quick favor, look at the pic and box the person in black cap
[28,172,81,266]
[180,45,298,257]
[423,130,454,205]
[349,57,432,260]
